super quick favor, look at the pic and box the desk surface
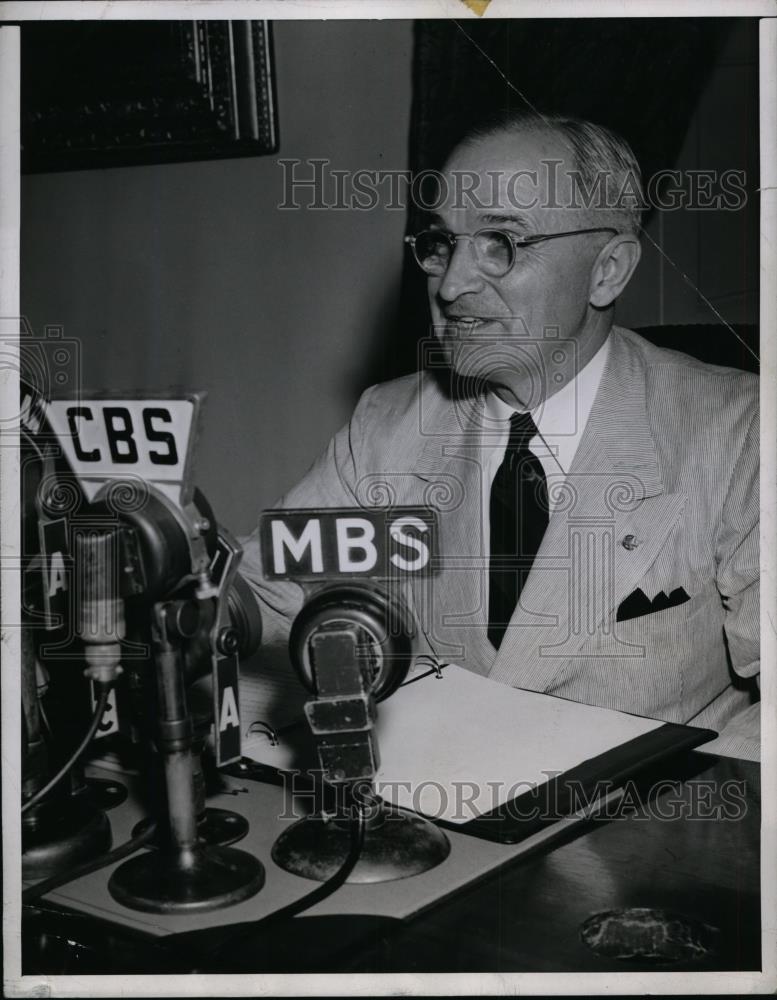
[23,751,760,975]
[346,751,761,973]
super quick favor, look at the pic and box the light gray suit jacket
[240,327,759,748]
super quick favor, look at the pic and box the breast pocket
[603,587,710,653]
[569,586,720,722]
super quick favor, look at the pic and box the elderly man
[241,112,759,754]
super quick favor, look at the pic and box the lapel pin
[621,534,639,551]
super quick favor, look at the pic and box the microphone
[74,527,125,686]
[272,578,450,884]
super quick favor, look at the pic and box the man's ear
[589,235,642,308]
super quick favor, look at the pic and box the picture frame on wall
[21,20,278,173]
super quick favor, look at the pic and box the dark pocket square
[616,587,690,622]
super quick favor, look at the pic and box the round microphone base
[132,808,249,848]
[271,804,450,884]
[108,844,265,914]
[22,795,112,881]
[84,777,128,810]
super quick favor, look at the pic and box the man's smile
[441,313,504,331]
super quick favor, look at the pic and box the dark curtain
[382,17,737,381]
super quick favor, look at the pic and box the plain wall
[21,20,414,534]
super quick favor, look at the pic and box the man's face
[427,128,614,407]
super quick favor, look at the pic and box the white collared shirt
[481,335,611,540]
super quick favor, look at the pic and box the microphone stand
[272,619,450,883]
[108,598,265,914]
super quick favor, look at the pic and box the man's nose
[435,237,486,302]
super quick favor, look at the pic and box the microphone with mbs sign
[259,507,451,884]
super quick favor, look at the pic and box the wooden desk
[23,751,760,975]
[342,751,760,973]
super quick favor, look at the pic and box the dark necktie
[488,411,549,649]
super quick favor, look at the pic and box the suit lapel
[488,329,688,691]
[406,385,495,673]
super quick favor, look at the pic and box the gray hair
[457,110,645,236]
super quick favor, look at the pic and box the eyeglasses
[404,226,618,278]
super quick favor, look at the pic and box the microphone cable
[260,803,366,923]
[22,820,158,906]
[21,680,114,815]
[188,802,367,970]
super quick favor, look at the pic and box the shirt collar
[484,334,611,440]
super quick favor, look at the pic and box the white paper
[242,662,664,823]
